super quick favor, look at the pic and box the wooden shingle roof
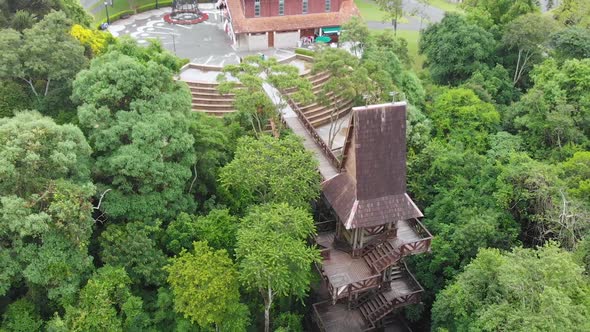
[322,103,423,229]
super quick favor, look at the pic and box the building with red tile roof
[219,0,359,50]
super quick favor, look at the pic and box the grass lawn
[428,0,463,13]
[91,0,155,24]
[354,0,409,23]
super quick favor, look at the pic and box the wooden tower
[312,102,432,331]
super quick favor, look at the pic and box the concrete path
[108,6,296,65]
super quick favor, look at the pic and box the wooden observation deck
[276,100,432,331]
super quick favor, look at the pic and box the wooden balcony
[362,219,432,273]
[313,263,423,332]
[315,232,381,303]
[315,218,432,301]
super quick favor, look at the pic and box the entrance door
[268,31,274,48]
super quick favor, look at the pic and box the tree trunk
[262,284,273,332]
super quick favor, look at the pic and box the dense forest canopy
[0,0,589,331]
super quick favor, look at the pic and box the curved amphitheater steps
[185,81,238,116]
[286,71,353,128]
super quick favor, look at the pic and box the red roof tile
[226,0,359,34]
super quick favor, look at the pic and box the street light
[156,0,159,9]
[104,1,110,25]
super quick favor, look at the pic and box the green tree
[99,220,168,286]
[58,266,150,331]
[313,47,378,147]
[559,151,590,203]
[505,58,590,156]
[375,0,404,35]
[1,298,43,332]
[164,209,238,255]
[430,88,500,152]
[164,241,248,331]
[463,64,519,105]
[502,13,557,86]
[73,46,197,221]
[462,0,540,25]
[0,112,94,304]
[236,203,320,332]
[0,80,31,118]
[432,244,590,331]
[219,134,321,214]
[420,13,497,85]
[341,16,370,57]
[554,0,590,28]
[550,27,590,61]
[218,55,312,137]
[0,11,87,99]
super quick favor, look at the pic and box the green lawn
[354,0,409,23]
[428,0,463,13]
[91,0,155,24]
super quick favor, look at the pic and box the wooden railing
[364,262,424,326]
[312,302,327,332]
[327,273,381,303]
[363,220,433,273]
[285,94,341,170]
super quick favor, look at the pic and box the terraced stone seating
[284,71,353,128]
[185,81,239,117]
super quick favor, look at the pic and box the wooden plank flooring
[315,301,368,332]
[283,115,338,180]
[392,219,421,246]
[316,232,376,288]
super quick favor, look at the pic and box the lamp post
[104,1,110,25]
[156,0,159,9]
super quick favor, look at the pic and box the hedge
[295,48,315,57]
[96,10,134,28]
[137,1,173,13]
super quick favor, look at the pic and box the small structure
[220,0,359,50]
[164,0,209,25]
[312,103,432,331]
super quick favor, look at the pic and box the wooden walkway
[283,115,339,180]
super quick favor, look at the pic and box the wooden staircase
[363,241,402,274]
[186,81,238,116]
[285,71,353,128]
[358,265,412,327]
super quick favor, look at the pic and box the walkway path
[263,83,338,180]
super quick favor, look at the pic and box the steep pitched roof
[226,0,359,34]
[322,103,423,229]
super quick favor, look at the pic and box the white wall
[248,33,268,51]
[274,31,299,49]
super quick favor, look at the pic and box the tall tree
[554,0,590,28]
[218,134,321,213]
[236,203,320,332]
[420,13,497,85]
[218,56,312,137]
[165,241,248,331]
[73,44,197,221]
[0,111,94,306]
[430,88,500,152]
[99,220,168,286]
[462,0,540,25]
[375,0,404,35]
[0,11,87,99]
[502,13,557,86]
[313,47,377,148]
[549,27,590,61]
[432,244,590,331]
[340,16,370,57]
[55,266,150,331]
